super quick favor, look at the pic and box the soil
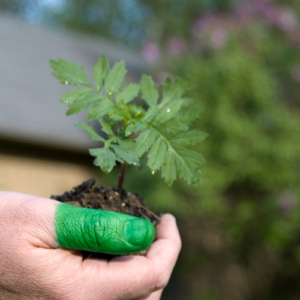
[50,179,159,258]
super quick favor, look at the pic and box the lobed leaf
[117,101,132,120]
[173,146,205,185]
[147,137,167,173]
[141,106,160,123]
[160,78,188,107]
[125,121,148,137]
[75,122,105,142]
[89,147,116,173]
[140,75,159,107]
[153,100,183,125]
[111,145,139,165]
[160,77,189,107]
[87,99,115,120]
[181,97,194,107]
[50,59,92,87]
[174,147,206,165]
[130,104,146,119]
[104,61,127,96]
[159,107,202,134]
[116,83,140,104]
[108,113,124,123]
[99,119,114,136]
[60,88,94,104]
[161,152,176,186]
[169,130,208,146]
[66,94,105,115]
[93,55,109,91]
[133,128,158,157]
[116,137,135,150]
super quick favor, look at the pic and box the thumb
[54,203,156,255]
[0,193,155,255]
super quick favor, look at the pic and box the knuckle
[153,267,170,290]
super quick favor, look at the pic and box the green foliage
[50,59,92,87]
[119,40,300,300]
[51,56,206,186]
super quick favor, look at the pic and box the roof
[0,14,147,152]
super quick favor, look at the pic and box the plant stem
[118,163,127,189]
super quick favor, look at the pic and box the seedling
[50,55,207,189]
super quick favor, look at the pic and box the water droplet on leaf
[151,171,155,175]
[167,109,170,112]
[65,81,68,85]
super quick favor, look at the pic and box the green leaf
[161,152,176,186]
[111,145,139,165]
[169,130,208,146]
[181,97,194,107]
[50,59,92,87]
[116,137,135,150]
[140,75,159,107]
[177,107,202,124]
[89,147,116,173]
[147,137,167,172]
[134,128,158,156]
[87,99,115,120]
[154,100,183,125]
[159,107,202,134]
[66,94,105,115]
[116,84,140,104]
[108,113,124,123]
[75,122,105,142]
[104,61,127,96]
[141,106,159,123]
[173,146,205,185]
[160,77,189,107]
[60,88,94,104]
[99,119,114,136]
[93,55,109,91]
[174,147,206,165]
[125,121,148,137]
[130,104,146,119]
[118,101,132,120]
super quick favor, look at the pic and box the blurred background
[1,0,300,299]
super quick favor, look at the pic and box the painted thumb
[55,203,156,255]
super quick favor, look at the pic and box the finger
[80,214,181,299]
[54,203,156,254]
[12,194,155,255]
[135,289,163,300]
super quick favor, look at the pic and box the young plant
[50,56,207,188]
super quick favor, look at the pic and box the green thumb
[55,203,156,255]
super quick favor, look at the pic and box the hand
[0,192,181,300]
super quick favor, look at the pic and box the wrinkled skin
[55,204,156,255]
[0,192,181,300]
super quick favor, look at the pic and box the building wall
[0,152,98,198]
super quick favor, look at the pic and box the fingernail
[124,218,155,247]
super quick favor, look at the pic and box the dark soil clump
[51,179,159,258]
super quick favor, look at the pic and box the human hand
[0,192,181,299]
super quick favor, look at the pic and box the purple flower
[141,41,161,63]
[166,37,187,55]
[276,9,298,32]
[210,27,228,49]
[291,65,300,83]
